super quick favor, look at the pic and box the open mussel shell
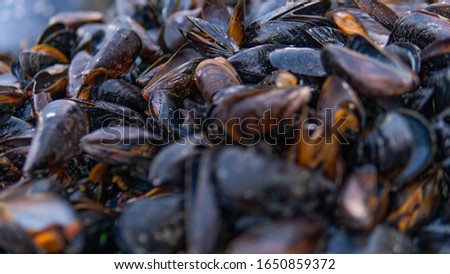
[338,165,389,231]
[19,44,68,80]
[32,64,68,97]
[37,23,77,61]
[330,10,370,38]
[385,42,421,74]
[228,0,245,46]
[394,110,437,185]
[142,45,203,90]
[317,76,366,139]
[185,16,239,58]
[142,57,204,102]
[0,193,83,253]
[387,170,443,233]
[356,109,436,187]
[0,85,27,115]
[114,193,185,253]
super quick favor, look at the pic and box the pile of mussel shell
[0,0,449,254]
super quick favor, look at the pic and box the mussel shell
[92,79,147,113]
[0,116,34,139]
[321,41,419,97]
[142,57,204,102]
[338,165,389,231]
[85,28,142,78]
[48,11,104,30]
[39,28,77,60]
[387,171,443,233]
[115,194,185,253]
[74,99,145,131]
[244,19,328,48]
[80,126,161,166]
[226,217,327,254]
[202,0,230,32]
[0,194,83,253]
[23,100,89,176]
[73,23,107,55]
[110,16,161,61]
[0,86,27,114]
[19,47,67,79]
[432,108,450,167]
[159,9,201,53]
[351,0,398,31]
[149,141,200,188]
[68,51,91,98]
[317,75,366,138]
[423,3,450,19]
[185,16,239,58]
[424,68,450,115]
[186,150,222,254]
[389,10,450,49]
[421,38,450,77]
[326,225,416,253]
[228,44,283,83]
[213,86,311,141]
[385,42,421,74]
[269,47,326,77]
[215,147,335,217]
[142,45,203,90]
[228,0,245,46]
[251,1,331,25]
[32,64,68,96]
[195,57,242,103]
[356,110,436,186]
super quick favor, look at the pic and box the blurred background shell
[0,0,113,54]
